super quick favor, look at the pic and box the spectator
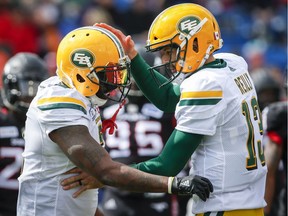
[0,2,40,55]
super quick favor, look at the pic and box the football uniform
[175,53,267,214]
[262,101,287,216]
[0,107,25,216]
[17,76,103,216]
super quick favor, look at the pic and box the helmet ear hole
[193,38,199,53]
[76,74,85,83]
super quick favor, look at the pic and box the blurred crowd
[0,0,287,86]
[0,1,287,216]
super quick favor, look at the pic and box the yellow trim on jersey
[196,208,264,216]
[179,90,223,106]
[180,90,223,99]
[37,97,86,108]
[37,97,87,114]
[95,115,101,124]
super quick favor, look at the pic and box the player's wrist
[128,49,138,60]
[169,176,195,196]
[167,176,174,194]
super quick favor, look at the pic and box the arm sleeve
[131,54,180,113]
[132,129,203,176]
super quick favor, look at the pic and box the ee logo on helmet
[178,16,201,35]
[71,49,95,68]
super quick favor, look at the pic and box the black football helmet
[1,52,49,113]
[250,69,282,110]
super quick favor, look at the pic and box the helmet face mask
[88,61,131,102]
[56,26,131,105]
[1,52,49,113]
[146,3,223,87]
[147,41,186,87]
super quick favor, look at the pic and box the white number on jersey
[0,147,23,189]
[106,120,164,158]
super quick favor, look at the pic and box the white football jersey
[175,53,267,214]
[17,76,103,216]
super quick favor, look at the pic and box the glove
[168,175,213,201]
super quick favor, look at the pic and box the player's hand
[61,167,104,198]
[169,175,213,201]
[94,23,138,60]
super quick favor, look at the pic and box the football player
[0,52,49,216]
[95,3,267,216]
[17,26,213,216]
[263,101,287,216]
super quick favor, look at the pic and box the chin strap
[101,99,127,135]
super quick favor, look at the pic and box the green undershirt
[130,54,180,113]
[130,54,202,176]
[131,129,203,176]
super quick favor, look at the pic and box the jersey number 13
[242,97,265,171]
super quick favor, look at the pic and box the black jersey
[265,101,287,170]
[102,97,175,165]
[264,101,287,216]
[0,107,25,216]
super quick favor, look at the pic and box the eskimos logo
[177,16,201,35]
[71,49,95,68]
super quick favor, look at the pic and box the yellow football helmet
[56,26,131,103]
[146,3,223,86]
